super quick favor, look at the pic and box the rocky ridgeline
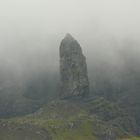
[59,34,89,99]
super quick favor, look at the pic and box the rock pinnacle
[59,34,89,99]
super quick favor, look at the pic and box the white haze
[0,0,140,85]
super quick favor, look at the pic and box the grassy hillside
[0,98,139,140]
[5,100,98,140]
[121,137,140,140]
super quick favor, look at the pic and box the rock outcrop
[59,33,89,99]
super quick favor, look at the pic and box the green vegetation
[0,127,45,140]
[0,99,139,140]
[0,100,98,140]
[121,137,140,140]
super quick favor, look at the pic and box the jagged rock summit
[59,33,89,99]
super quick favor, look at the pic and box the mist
[0,0,140,100]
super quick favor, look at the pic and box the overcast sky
[0,0,140,44]
[0,0,140,77]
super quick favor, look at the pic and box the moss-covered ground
[0,100,98,140]
[121,137,140,140]
[0,99,139,140]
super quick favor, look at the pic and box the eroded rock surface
[59,34,89,99]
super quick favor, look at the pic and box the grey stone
[59,33,89,99]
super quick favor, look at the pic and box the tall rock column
[59,34,89,99]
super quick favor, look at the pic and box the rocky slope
[0,98,139,140]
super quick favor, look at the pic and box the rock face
[59,34,89,99]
